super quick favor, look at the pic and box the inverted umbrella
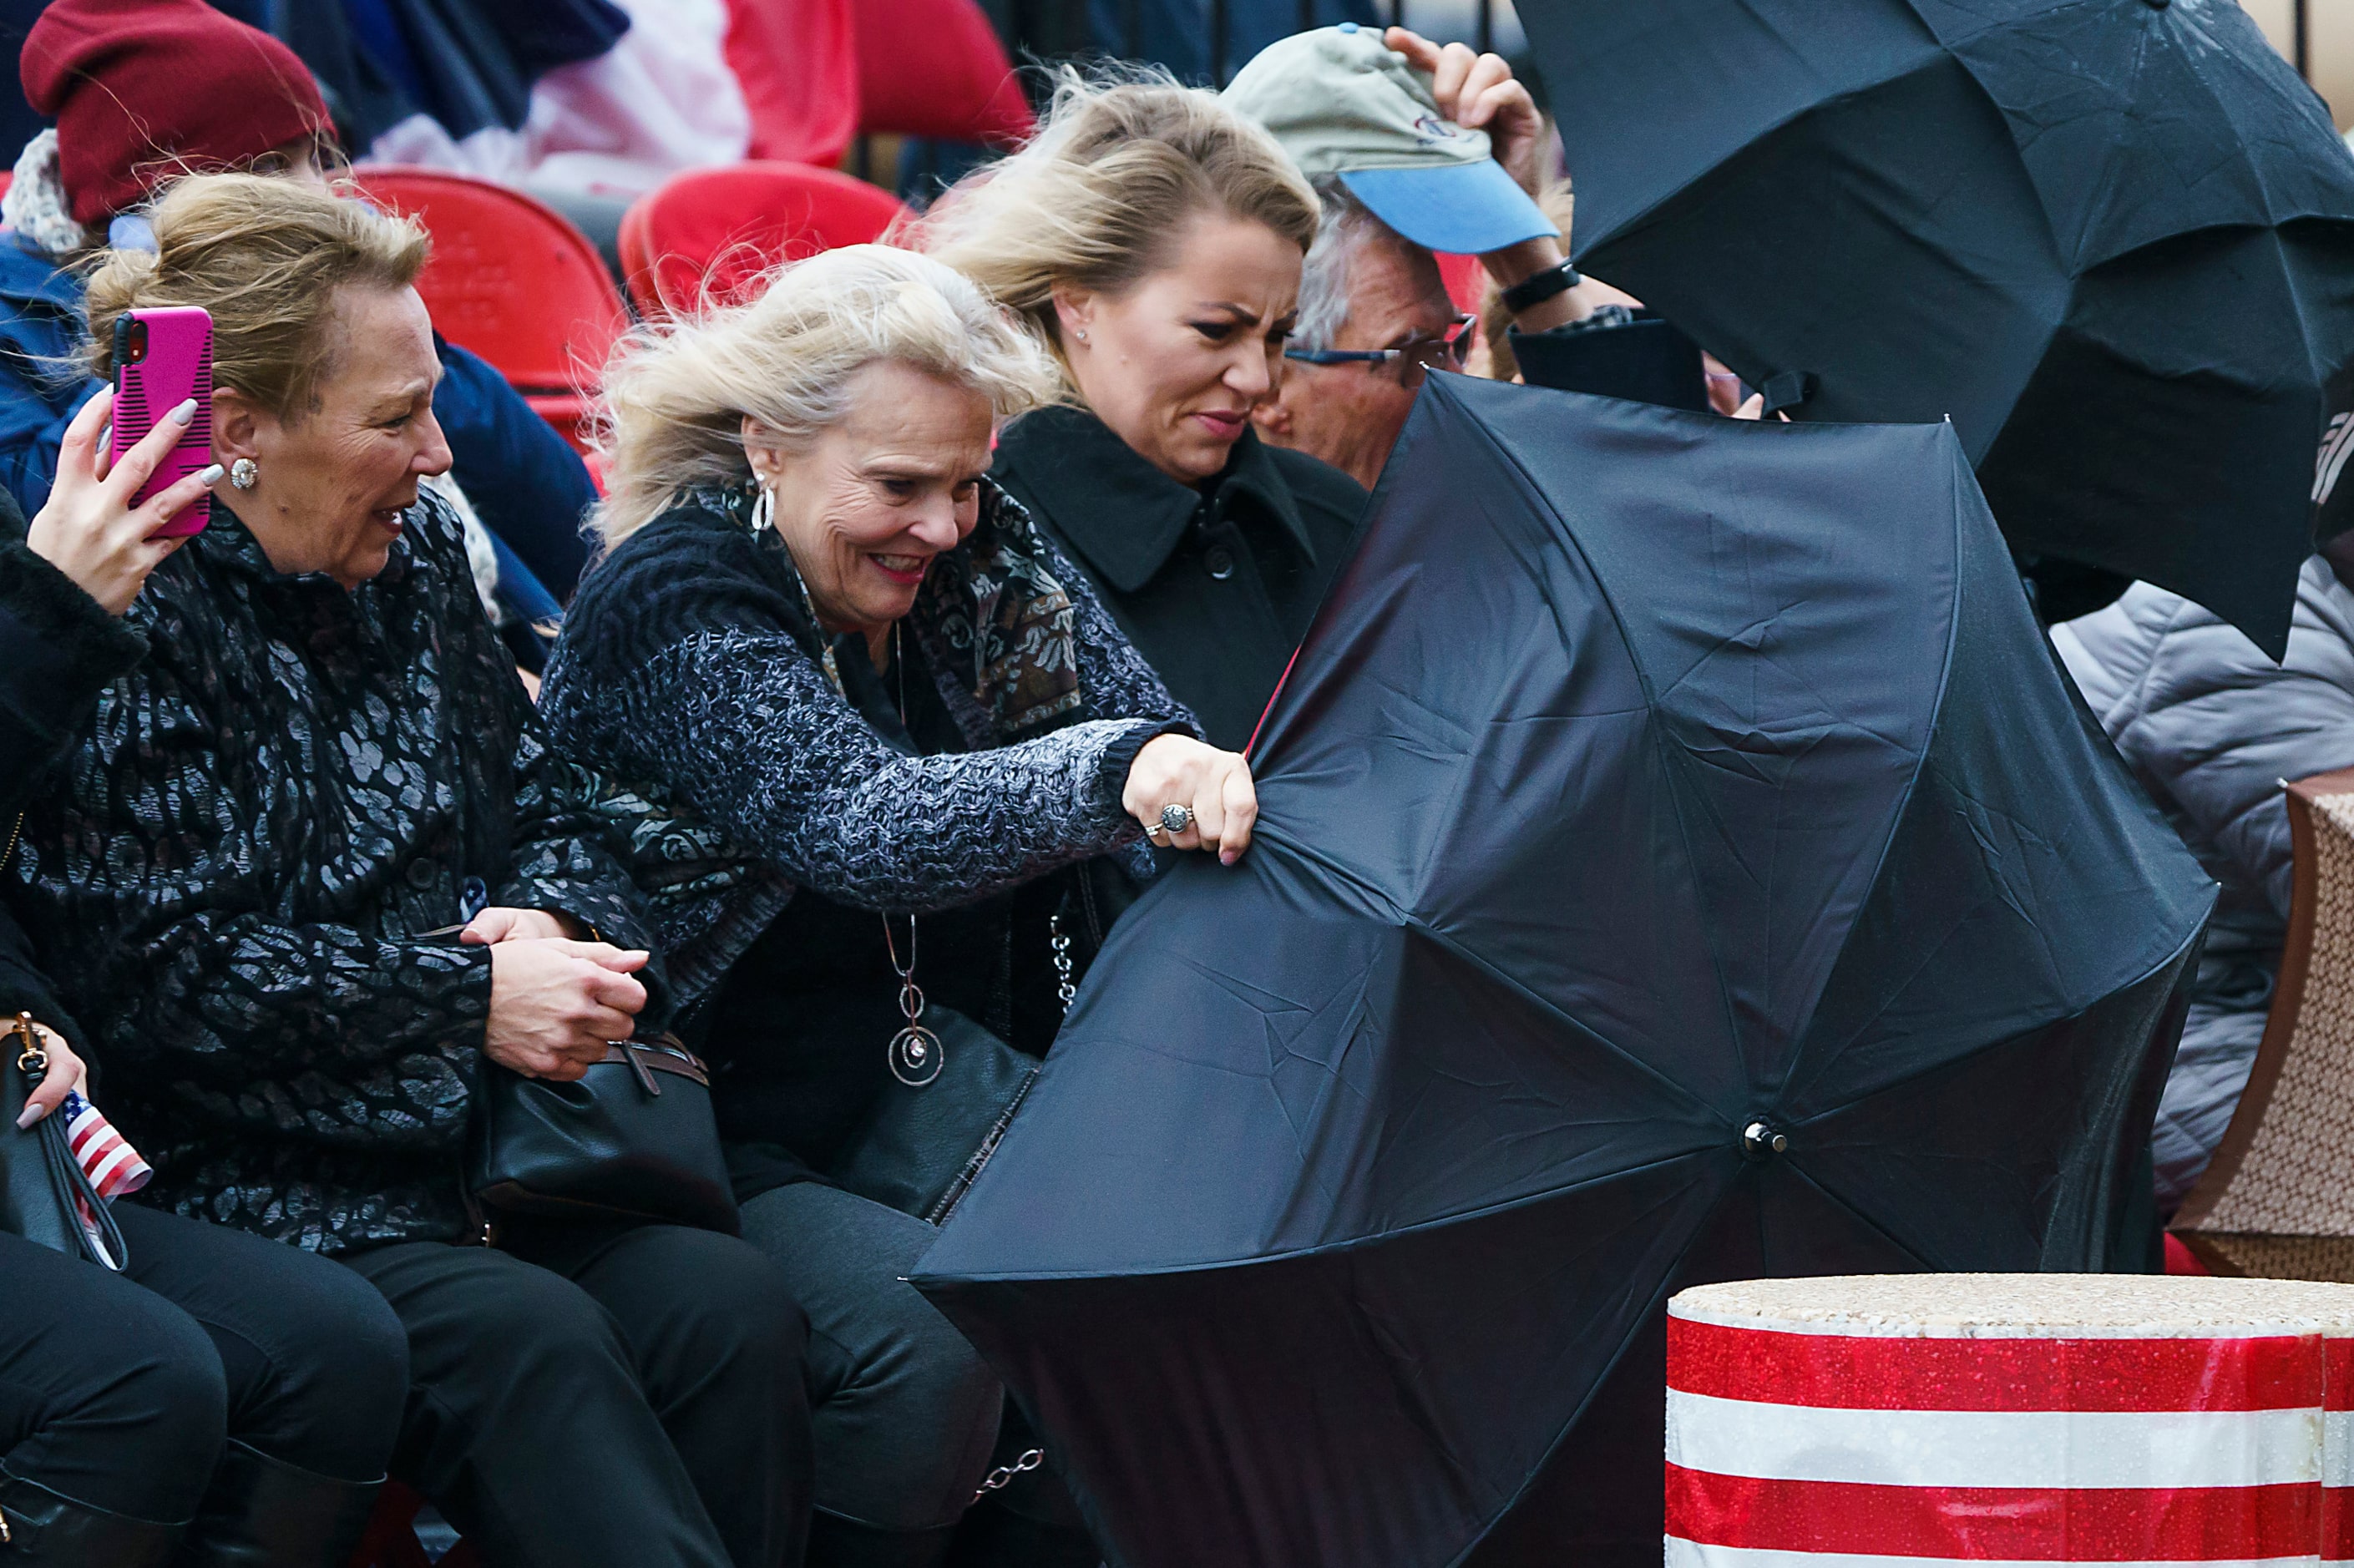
[914,376,2215,1568]
[1516,0,2354,651]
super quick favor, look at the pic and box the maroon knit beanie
[20,0,330,226]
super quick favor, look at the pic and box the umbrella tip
[1741,1120,1790,1161]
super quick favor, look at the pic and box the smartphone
[110,306,214,539]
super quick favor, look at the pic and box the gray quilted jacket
[2054,556,2354,1206]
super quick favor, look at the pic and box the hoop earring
[750,482,774,534]
[229,458,258,491]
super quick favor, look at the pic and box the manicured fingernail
[195,463,225,486]
[15,1105,40,1128]
[170,398,197,425]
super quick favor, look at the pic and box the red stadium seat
[347,168,626,453]
[617,163,907,319]
[724,0,858,169]
[852,0,1033,147]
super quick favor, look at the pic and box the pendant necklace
[790,571,941,1087]
[878,622,943,1086]
[883,905,942,1087]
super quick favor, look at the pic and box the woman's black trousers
[0,1202,408,1522]
[341,1218,815,1568]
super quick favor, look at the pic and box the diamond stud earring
[229,458,258,490]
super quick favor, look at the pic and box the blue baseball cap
[1223,23,1556,255]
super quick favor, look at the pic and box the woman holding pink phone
[36,384,220,599]
[12,170,813,1568]
[0,389,409,1564]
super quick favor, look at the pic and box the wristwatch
[1501,257,1582,316]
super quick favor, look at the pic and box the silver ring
[1159,802,1195,836]
[1144,820,1169,842]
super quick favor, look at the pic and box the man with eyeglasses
[1228,24,1698,489]
[1255,173,1488,489]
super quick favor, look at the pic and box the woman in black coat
[924,72,1369,750]
[9,175,811,1568]
[0,389,408,1564]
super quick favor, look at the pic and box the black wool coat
[0,490,144,1044]
[8,495,669,1255]
[990,406,1369,751]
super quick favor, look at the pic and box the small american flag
[63,1091,150,1200]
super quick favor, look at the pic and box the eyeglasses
[1285,313,1477,387]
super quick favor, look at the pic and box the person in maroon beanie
[17,0,329,235]
[0,0,599,634]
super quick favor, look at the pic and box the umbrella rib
[1441,1159,1740,1568]
[2256,222,2339,390]
[1414,918,1727,1117]
[924,1146,1729,1282]
[1778,914,2205,1137]
[1581,39,1951,257]
[1770,449,1972,1110]
[1245,818,1724,1122]
[1424,385,1768,1103]
[1780,1157,1941,1271]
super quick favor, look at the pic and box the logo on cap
[1410,114,1481,150]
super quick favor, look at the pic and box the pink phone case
[112,306,214,539]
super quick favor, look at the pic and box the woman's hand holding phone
[26,387,224,615]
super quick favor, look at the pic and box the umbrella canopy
[1516,0,2354,653]
[914,376,2215,1568]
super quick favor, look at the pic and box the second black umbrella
[1519,0,2354,650]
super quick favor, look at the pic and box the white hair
[594,244,1060,545]
[1293,176,1406,352]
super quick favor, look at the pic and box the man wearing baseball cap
[1226,25,1693,486]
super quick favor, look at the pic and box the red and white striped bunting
[1666,1299,2351,1566]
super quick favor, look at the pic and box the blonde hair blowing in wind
[914,67,1319,382]
[595,244,1059,546]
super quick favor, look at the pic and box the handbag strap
[10,1014,126,1271]
[601,1035,708,1095]
[1048,913,1076,1012]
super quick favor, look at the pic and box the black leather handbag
[2,1013,125,1268]
[829,1005,1039,1224]
[470,1034,741,1236]
[828,878,1132,1223]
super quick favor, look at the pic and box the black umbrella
[1516,0,2354,650]
[913,377,2215,1566]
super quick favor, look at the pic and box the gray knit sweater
[539,480,1198,997]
